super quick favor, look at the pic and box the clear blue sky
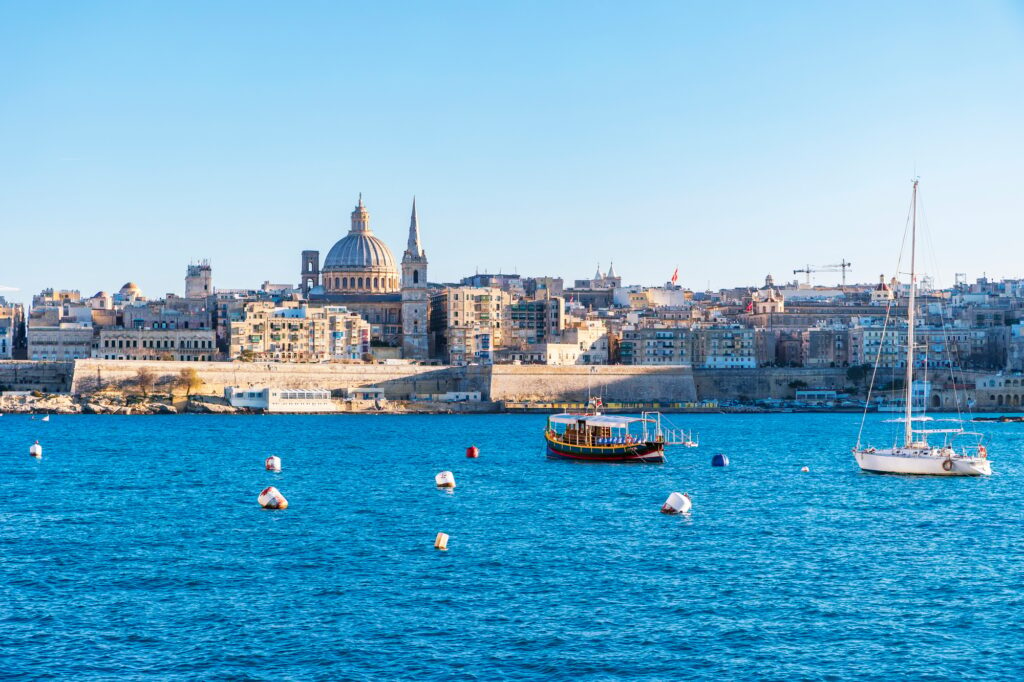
[1,1,1022,304]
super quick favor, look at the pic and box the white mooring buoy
[258,486,289,509]
[265,455,282,472]
[435,471,456,488]
[434,532,449,551]
[29,441,42,459]
[660,492,692,514]
[800,466,810,473]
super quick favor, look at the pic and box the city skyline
[2,2,1023,303]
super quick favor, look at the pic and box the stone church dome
[318,195,400,294]
[323,232,396,271]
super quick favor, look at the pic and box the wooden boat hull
[545,434,665,463]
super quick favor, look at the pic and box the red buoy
[466,446,479,458]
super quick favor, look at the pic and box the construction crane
[822,260,853,286]
[793,260,853,286]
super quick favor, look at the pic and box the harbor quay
[2,358,1023,414]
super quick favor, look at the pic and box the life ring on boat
[979,445,987,459]
[942,458,954,472]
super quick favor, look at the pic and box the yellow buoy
[434,532,449,551]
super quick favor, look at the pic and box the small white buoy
[660,492,692,514]
[434,471,456,488]
[29,441,42,459]
[434,532,449,550]
[265,455,282,472]
[800,466,810,473]
[258,486,289,509]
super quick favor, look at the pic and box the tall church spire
[404,197,424,259]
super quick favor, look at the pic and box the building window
[413,270,419,284]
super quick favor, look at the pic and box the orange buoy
[265,455,282,472]
[466,446,479,458]
[258,486,289,509]
[434,532,449,550]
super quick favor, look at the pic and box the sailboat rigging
[851,180,992,476]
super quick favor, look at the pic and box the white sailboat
[852,180,991,476]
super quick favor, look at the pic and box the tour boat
[545,411,685,463]
[851,180,991,476]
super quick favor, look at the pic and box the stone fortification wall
[71,359,480,400]
[69,360,700,403]
[0,361,75,393]
[692,367,849,400]
[489,365,697,403]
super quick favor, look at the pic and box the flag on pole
[670,267,679,285]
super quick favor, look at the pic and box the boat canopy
[548,413,648,427]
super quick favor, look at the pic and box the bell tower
[300,250,320,295]
[401,197,429,359]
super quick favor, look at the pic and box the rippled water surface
[2,413,1023,680]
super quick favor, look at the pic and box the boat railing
[659,428,688,445]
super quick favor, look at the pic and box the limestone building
[229,300,371,362]
[301,196,430,358]
[185,261,213,299]
[429,286,512,365]
[752,274,785,315]
[94,328,217,361]
[0,300,23,359]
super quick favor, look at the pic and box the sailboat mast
[903,179,918,447]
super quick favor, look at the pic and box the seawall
[488,365,696,402]
[0,361,75,393]
[691,367,850,400]
[66,359,697,403]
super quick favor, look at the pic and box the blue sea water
[1,412,1023,680]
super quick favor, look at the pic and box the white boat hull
[853,447,991,476]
